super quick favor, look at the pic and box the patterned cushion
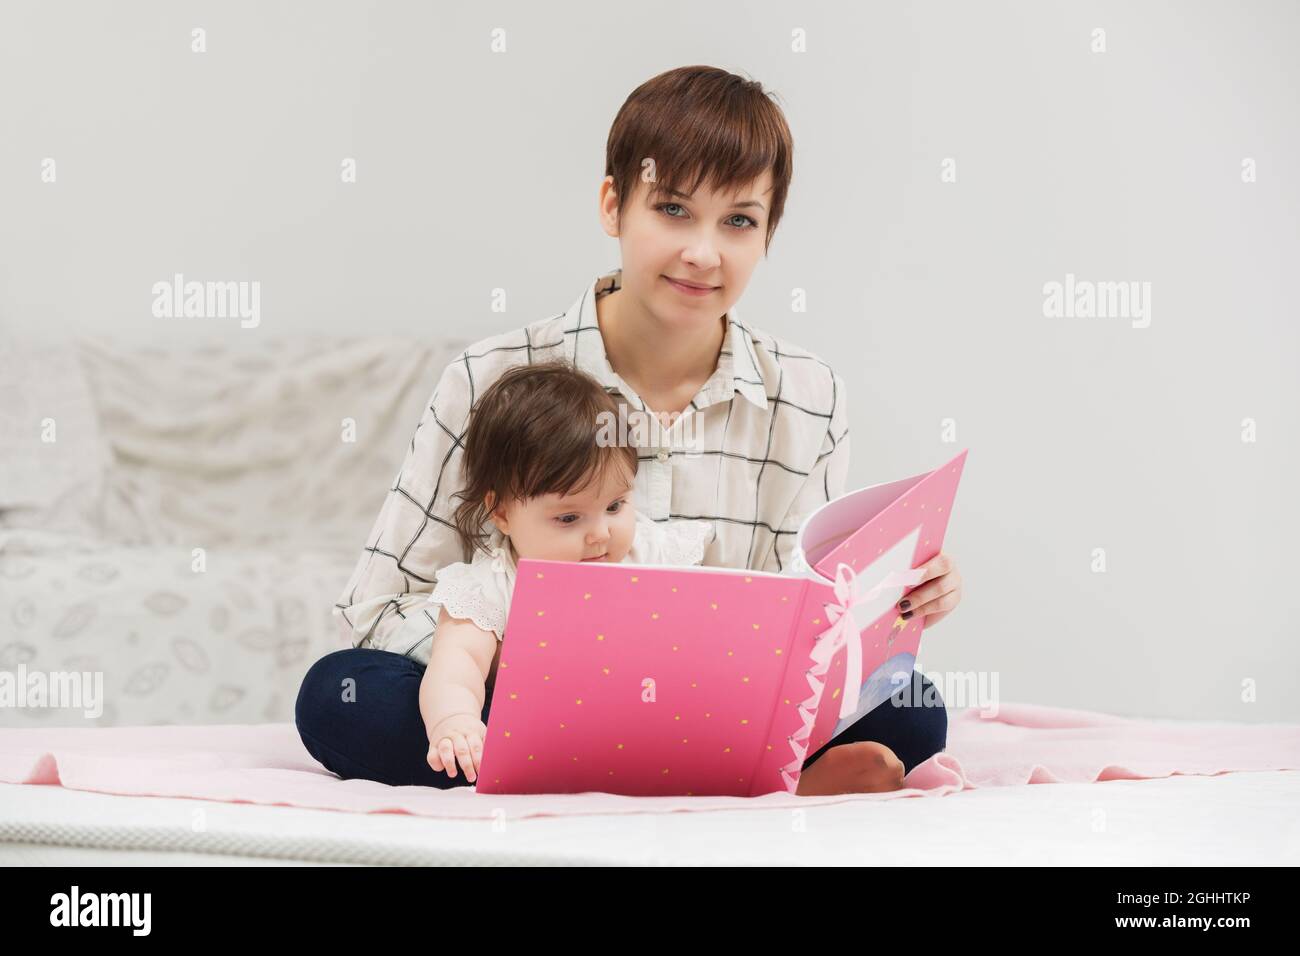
[0,334,470,725]
[0,531,354,727]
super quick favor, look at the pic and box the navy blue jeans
[295,647,947,789]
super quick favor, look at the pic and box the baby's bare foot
[795,741,906,796]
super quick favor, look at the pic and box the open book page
[793,449,969,752]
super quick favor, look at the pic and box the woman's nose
[682,243,721,269]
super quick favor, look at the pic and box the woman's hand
[897,551,962,630]
[427,712,487,782]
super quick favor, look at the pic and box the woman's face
[600,168,772,326]
[489,463,638,564]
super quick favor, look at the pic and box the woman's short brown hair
[450,360,639,561]
[605,65,794,254]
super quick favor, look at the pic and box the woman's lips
[663,275,719,296]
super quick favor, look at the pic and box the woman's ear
[598,175,621,239]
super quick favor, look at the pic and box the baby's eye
[554,514,579,525]
[607,499,625,513]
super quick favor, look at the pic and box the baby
[419,360,714,783]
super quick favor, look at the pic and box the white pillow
[0,335,111,528]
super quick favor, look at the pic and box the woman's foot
[795,741,906,796]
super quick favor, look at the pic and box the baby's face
[493,465,637,564]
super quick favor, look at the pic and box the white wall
[2,0,1296,721]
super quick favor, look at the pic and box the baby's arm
[420,606,498,780]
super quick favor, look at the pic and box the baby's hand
[426,712,487,782]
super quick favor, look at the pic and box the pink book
[475,448,969,796]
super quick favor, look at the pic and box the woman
[296,65,964,795]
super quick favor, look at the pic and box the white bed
[3,337,1297,868]
[3,771,1297,866]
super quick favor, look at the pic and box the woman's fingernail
[901,610,913,620]
[898,599,911,611]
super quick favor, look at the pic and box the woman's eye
[656,202,758,230]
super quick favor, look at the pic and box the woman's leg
[801,670,947,776]
[294,647,492,789]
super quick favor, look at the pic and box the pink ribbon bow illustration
[778,560,928,790]
[815,562,929,719]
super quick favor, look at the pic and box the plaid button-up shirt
[335,267,850,655]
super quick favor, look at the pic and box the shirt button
[655,449,669,463]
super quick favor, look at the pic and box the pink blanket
[2,703,1297,819]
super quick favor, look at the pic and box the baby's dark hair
[450,360,639,561]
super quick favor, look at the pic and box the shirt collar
[564,267,768,412]
[483,527,518,579]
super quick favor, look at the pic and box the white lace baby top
[402,511,715,666]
